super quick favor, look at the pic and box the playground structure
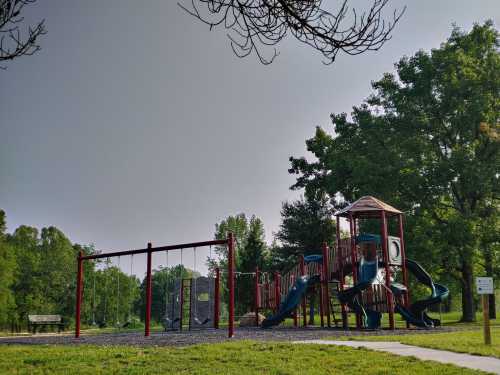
[74,196,449,338]
[258,196,449,330]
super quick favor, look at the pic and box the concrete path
[293,340,500,374]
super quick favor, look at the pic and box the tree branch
[179,0,405,64]
[0,0,46,68]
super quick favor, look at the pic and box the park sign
[476,277,494,346]
[476,277,494,295]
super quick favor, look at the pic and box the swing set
[75,233,236,338]
[162,246,218,331]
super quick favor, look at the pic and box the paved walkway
[293,340,500,374]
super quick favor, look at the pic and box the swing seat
[194,317,211,326]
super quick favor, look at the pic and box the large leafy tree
[0,210,16,328]
[0,211,143,329]
[271,195,336,271]
[38,227,76,318]
[289,22,499,322]
[8,225,43,324]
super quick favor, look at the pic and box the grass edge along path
[330,327,500,359]
[0,340,487,375]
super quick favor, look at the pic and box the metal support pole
[75,251,83,338]
[145,242,153,337]
[274,272,281,313]
[255,267,260,326]
[188,279,193,331]
[337,216,348,329]
[483,295,491,345]
[381,212,395,330]
[228,232,235,338]
[398,214,410,328]
[179,279,184,331]
[300,255,307,327]
[319,268,324,327]
[322,242,331,328]
[349,213,361,328]
[292,274,298,328]
[214,267,220,329]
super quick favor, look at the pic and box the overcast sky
[1,1,499,276]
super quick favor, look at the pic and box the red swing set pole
[228,232,235,338]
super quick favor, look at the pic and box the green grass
[333,328,500,359]
[0,341,486,375]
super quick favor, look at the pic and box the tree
[0,0,46,68]
[212,214,269,314]
[0,210,16,328]
[237,216,268,313]
[92,263,141,327]
[8,224,83,326]
[211,213,250,273]
[289,22,499,322]
[8,224,42,325]
[181,0,405,65]
[38,227,76,318]
[271,194,336,270]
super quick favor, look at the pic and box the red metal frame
[227,232,235,338]
[398,214,410,328]
[74,237,233,338]
[380,211,395,329]
[336,216,348,328]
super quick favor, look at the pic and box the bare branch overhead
[0,0,46,68]
[180,0,405,64]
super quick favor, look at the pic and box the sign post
[476,277,494,345]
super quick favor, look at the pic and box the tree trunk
[484,250,497,319]
[460,260,476,322]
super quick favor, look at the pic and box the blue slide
[261,275,320,328]
[393,259,449,328]
[337,258,382,329]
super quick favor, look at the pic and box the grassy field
[0,341,487,375]
[333,327,500,359]
[329,311,500,358]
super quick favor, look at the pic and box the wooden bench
[28,315,66,334]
